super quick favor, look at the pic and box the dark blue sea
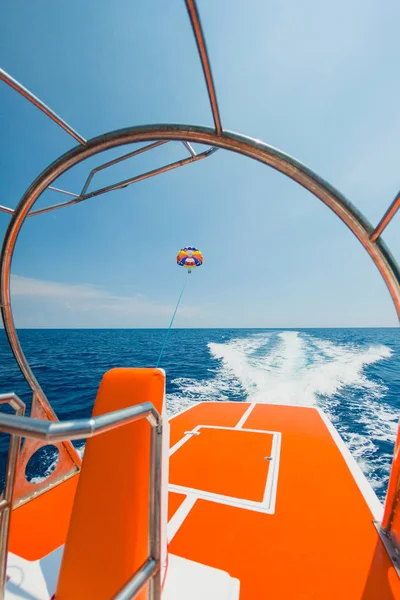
[0,328,398,502]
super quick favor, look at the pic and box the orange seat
[55,368,165,600]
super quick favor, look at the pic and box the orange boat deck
[167,402,400,600]
[7,399,400,599]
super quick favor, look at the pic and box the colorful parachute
[176,247,203,271]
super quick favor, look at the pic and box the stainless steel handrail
[48,186,81,198]
[114,558,159,600]
[371,190,400,242]
[185,0,222,134]
[0,142,217,220]
[1,0,400,587]
[0,68,86,145]
[0,398,162,600]
[1,125,399,408]
[0,402,160,441]
[0,0,397,410]
[0,206,14,216]
[0,394,25,597]
[27,145,217,218]
[79,140,168,197]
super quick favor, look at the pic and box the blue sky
[1,0,400,327]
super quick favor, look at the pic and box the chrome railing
[0,67,217,221]
[374,419,400,576]
[0,394,26,597]
[0,397,162,600]
[0,0,399,427]
[0,0,400,588]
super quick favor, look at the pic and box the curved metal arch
[1,124,400,405]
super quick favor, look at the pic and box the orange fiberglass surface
[168,402,400,600]
[1,0,400,596]
[5,369,400,599]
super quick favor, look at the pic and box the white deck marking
[169,425,281,514]
[167,495,197,543]
[170,432,197,457]
[316,408,384,520]
[234,403,256,429]
[262,430,281,512]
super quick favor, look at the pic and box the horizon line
[3,326,398,331]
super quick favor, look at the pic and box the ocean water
[0,328,398,502]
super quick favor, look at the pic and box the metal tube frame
[114,558,159,600]
[0,206,14,216]
[185,0,222,133]
[48,186,81,198]
[0,68,86,145]
[27,144,217,218]
[1,127,399,403]
[1,0,400,591]
[0,140,215,219]
[1,125,400,583]
[371,191,400,242]
[79,140,169,197]
[0,394,25,600]
[0,397,162,600]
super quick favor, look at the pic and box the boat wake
[168,331,396,500]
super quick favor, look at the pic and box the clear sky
[1,0,400,328]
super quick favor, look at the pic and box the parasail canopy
[176,247,203,270]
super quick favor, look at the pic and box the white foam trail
[30,443,86,485]
[168,331,392,408]
[168,331,396,497]
[28,452,59,485]
[207,331,392,406]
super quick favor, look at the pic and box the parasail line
[156,276,189,368]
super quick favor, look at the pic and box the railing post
[0,394,25,600]
[0,390,164,600]
[381,420,400,534]
[375,418,400,572]
[148,421,163,599]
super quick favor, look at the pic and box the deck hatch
[169,426,281,513]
